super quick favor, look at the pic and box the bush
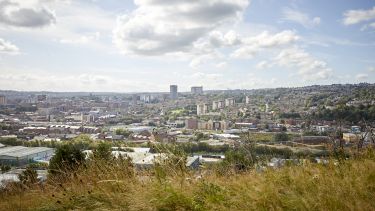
[18,167,38,186]
[274,132,289,142]
[48,144,85,177]
[92,142,112,160]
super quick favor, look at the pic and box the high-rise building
[196,104,208,116]
[0,96,6,105]
[191,86,203,94]
[170,85,178,100]
[225,98,235,107]
[212,101,219,110]
[132,94,138,105]
[246,96,250,104]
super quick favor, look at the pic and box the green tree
[93,142,112,160]
[19,167,38,186]
[48,144,85,176]
[274,132,289,142]
[115,129,133,138]
[1,164,11,173]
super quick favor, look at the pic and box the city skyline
[0,0,374,92]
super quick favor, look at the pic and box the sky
[0,0,374,92]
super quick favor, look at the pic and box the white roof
[0,146,54,158]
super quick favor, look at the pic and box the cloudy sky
[0,0,374,92]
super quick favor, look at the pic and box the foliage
[273,132,290,142]
[18,167,38,186]
[279,112,301,119]
[92,142,112,160]
[48,144,86,177]
[312,104,375,123]
[1,149,375,210]
[115,129,133,138]
[0,164,11,173]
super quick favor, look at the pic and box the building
[343,133,359,143]
[170,85,178,100]
[217,101,225,109]
[196,104,208,116]
[84,149,200,169]
[132,94,138,105]
[191,86,203,94]
[212,101,219,110]
[0,146,55,166]
[246,96,250,104]
[185,118,198,130]
[225,98,235,107]
[37,94,47,102]
[0,96,6,105]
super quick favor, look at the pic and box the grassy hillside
[1,150,375,210]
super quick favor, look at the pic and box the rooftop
[0,146,54,158]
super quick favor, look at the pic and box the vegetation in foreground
[1,145,375,211]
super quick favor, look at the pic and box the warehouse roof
[0,146,54,158]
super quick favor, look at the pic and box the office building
[170,85,178,100]
[191,86,203,94]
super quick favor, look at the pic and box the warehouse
[0,146,55,166]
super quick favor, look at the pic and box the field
[1,150,375,210]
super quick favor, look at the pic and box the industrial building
[83,148,200,169]
[0,146,55,166]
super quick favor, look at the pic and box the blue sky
[0,0,374,92]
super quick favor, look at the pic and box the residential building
[170,85,178,100]
[0,96,6,105]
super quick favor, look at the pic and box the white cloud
[343,6,375,25]
[368,67,375,72]
[216,62,227,68]
[256,60,272,70]
[271,47,332,81]
[113,0,249,56]
[0,37,19,53]
[0,72,156,92]
[282,7,321,28]
[231,30,299,59]
[355,73,368,80]
[60,32,100,44]
[0,0,56,28]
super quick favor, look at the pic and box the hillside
[1,150,375,211]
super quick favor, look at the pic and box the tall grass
[1,150,375,210]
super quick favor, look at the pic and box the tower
[170,85,178,100]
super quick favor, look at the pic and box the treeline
[279,112,301,119]
[311,105,375,123]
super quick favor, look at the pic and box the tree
[19,167,38,186]
[1,164,11,173]
[48,144,85,176]
[93,142,112,160]
[274,132,289,142]
[221,148,256,173]
[115,129,133,138]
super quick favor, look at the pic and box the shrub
[48,144,85,177]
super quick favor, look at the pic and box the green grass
[1,151,375,210]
